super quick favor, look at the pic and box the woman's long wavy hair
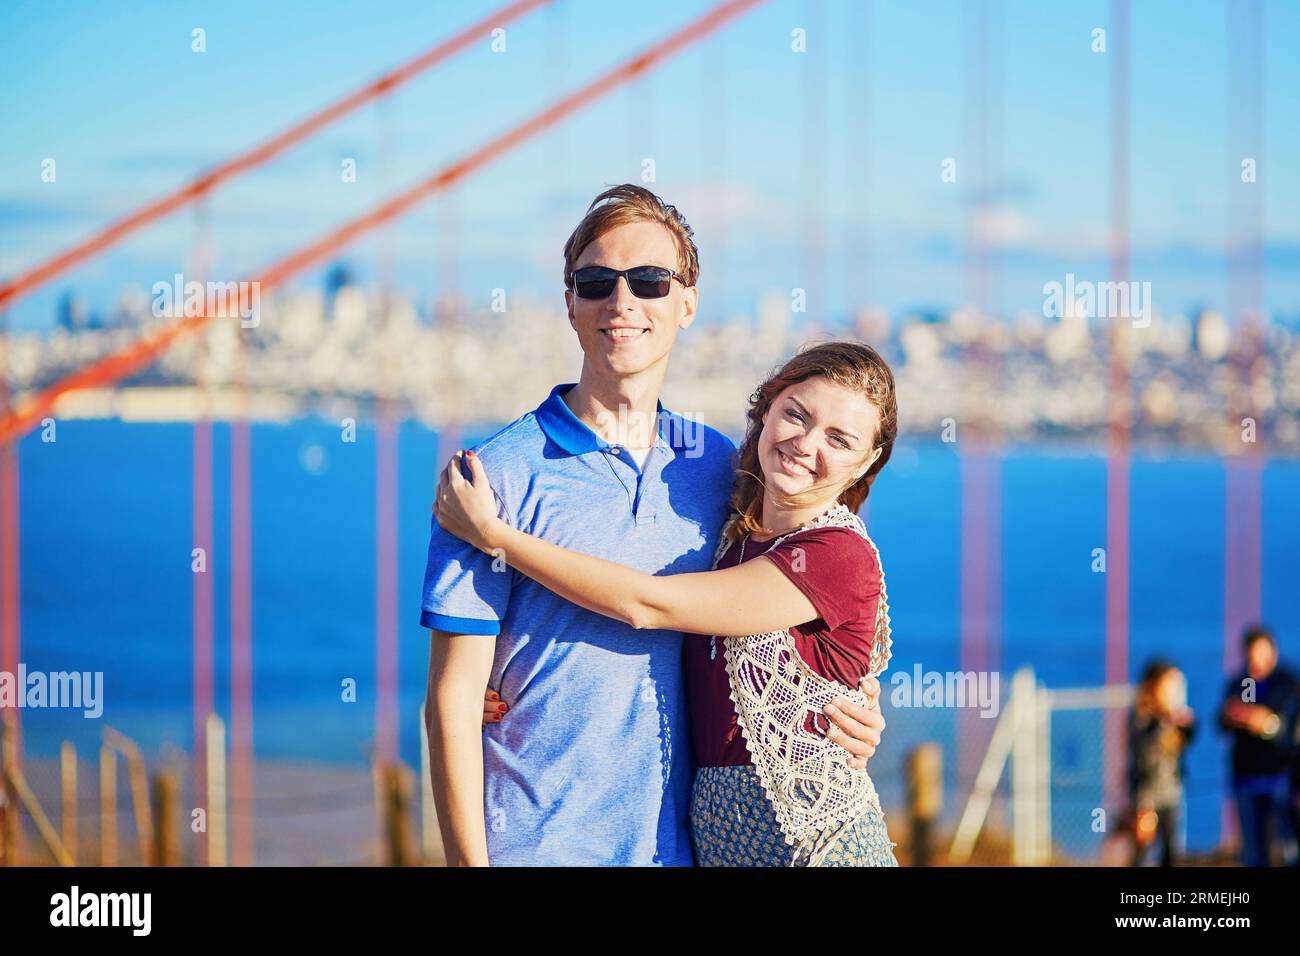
[726,341,898,543]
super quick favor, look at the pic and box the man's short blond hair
[563,184,700,290]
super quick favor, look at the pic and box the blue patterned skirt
[690,764,899,867]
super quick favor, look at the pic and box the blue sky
[2,0,1298,331]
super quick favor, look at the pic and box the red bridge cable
[0,0,555,314]
[0,0,767,448]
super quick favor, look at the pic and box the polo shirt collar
[536,383,677,457]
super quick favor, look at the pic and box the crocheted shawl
[714,502,893,864]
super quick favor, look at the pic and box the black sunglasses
[569,265,687,300]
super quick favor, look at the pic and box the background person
[1127,659,1196,866]
[1219,625,1300,866]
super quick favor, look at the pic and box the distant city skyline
[15,278,1299,457]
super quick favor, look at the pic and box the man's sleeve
[420,490,512,636]
[1218,676,1242,733]
[1221,675,1239,704]
[1281,677,1300,752]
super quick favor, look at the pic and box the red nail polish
[498,703,507,712]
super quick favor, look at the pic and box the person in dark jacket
[1289,691,1300,868]
[1291,690,1300,868]
[1128,659,1196,866]
[1219,625,1300,866]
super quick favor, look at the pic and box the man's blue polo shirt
[420,383,736,865]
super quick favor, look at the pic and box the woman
[1127,659,1196,866]
[436,341,899,866]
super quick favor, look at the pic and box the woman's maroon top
[682,524,882,769]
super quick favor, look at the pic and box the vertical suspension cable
[1102,0,1132,820]
[1221,0,1265,850]
[957,0,1004,807]
[190,200,215,865]
[0,295,20,764]
[799,0,826,332]
[374,98,400,765]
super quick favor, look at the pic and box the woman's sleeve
[761,527,880,682]
[762,527,877,630]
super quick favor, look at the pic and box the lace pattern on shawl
[715,503,893,864]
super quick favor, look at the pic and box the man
[422,184,885,866]
[1219,625,1299,866]
[1291,660,1300,869]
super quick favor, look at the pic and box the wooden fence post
[907,742,943,867]
[100,745,117,866]
[60,741,77,865]
[152,768,180,867]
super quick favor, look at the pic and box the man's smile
[600,326,650,342]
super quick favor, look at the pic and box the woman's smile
[776,447,817,478]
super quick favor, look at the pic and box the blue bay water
[9,418,1300,856]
